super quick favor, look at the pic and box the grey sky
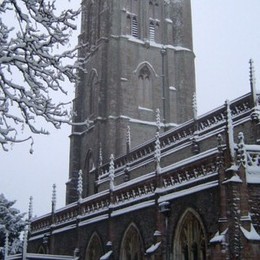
[1,0,260,217]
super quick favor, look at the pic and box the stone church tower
[66,0,196,203]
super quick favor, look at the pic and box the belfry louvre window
[126,0,139,38]
[132,16,139,38]
[149,21,155,41]
[149,0,160,42]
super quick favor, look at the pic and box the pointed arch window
[120,224,144,260]
[83,150,96,197]
[174,210,207,260]
[85,233,103,260]
[138,66,152,109]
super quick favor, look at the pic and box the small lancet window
[138,66,152,109]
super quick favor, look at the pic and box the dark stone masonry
[26,1,260,259]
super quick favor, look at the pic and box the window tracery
[120,224,144,260]
[85,233,103,260]
[174,210,207,260]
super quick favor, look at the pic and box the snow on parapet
[240,224,260,241]
[246,165,260,184]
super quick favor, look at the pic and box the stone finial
[156,108,161,132]
[99,143,103,168]
[4,230,9,259]
[193,92,198,120]
[249,59,257,106]
[225,100,235,162]
[109,154,115,192]
[154,131,161,174]
[126,125,131,154]
[22,228,28,260]
[237,132,247,167]
[77,170,83,200]
[216,134,224,165]
[28,196,33,221]
[51,184,56,213]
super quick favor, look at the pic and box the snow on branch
[0,0,85,151]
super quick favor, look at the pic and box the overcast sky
[1,0,260,217]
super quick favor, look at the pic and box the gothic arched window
[85,233,103,260]
[83,150,96,197]
[138,66,152,109]
[173,209,207,260]
[120,223,144,260]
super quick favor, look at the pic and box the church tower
[66,0,196,203]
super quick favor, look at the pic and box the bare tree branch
[0,0,86,151]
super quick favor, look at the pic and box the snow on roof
[146,242,161,254]
[222,174,242,184]
[100,250,113,260]
[210,229,228,243]
[225,164,239,173]
[165,18,173,24]
[240,224,260,241]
